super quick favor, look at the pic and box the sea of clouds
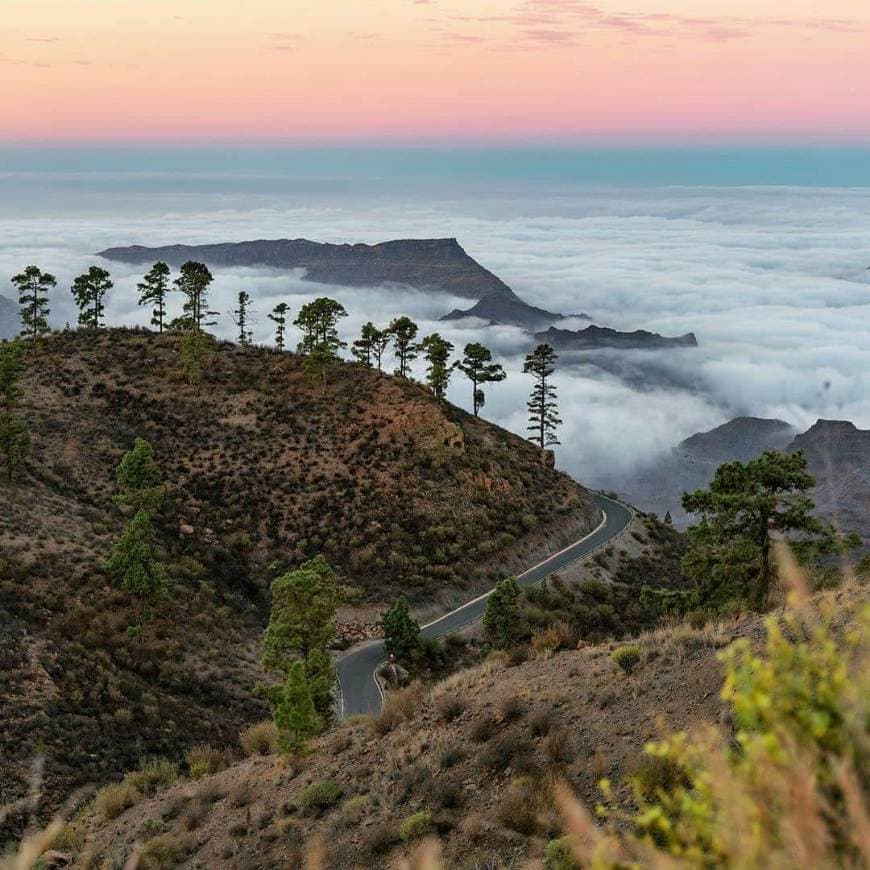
[1,175,868,489]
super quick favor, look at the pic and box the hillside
[0,329,597,832]
[69,582,866,869]
[0,294,19,339]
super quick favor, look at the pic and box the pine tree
[274,662,320,755]
[71,266,113,329]
[455,342,506,416]
[116,437,164,513]
[293,298,347,383]
[262,555,342,671]
[382,595,421,660]
[305,646,336,724]
[106,509,170,605]
[482,577,524,650]
[11,266,55,340]
[351,322,388,368]
[268,302,290,351]
[233,291,253,345]
[682,451,857,609]
[137,262,171,333]
[418,333,454,399]
[0,340,30,482]
[174,261,216,332]
[388,316,418,378]
[664,511,673,525]
[523,343,561,449]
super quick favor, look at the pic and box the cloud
[1,177,869,489]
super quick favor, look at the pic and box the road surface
[336,493,632,718]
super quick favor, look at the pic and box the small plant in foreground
[400,811,434,842]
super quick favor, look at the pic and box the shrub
[439,743,465,769]
[500,696,526,723]
[298,779,343,814]
[498,780,540,835]
[530,707,555,737]
[240,720,278,756]
[436,694,466,723]
[543,837,581,870]
[185,744,231,779]
[363,822,399,855]
[399,810,434,842]
[470,717,497,743]
[339,795,367,827]
[610,645,641,675]
[544,727,572,764]
[375,681,423,734]
[481,735,532,773]
[138,834,188,870]
[126,759,178,796]
[631,753,689,800]
[95,781,137,820]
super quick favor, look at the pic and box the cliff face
[441,287,572,330]
[535,324,698,350]
[99,237,511,301]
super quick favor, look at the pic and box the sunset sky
[2,0,870,144]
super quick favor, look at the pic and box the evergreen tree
[11,265,55,340]
[382,595,421,660]
[268,302,290,352]
[305,646,336,724]
[136,262,171,333]
[351,322,387,368]
[116,437,165,513]
[174,261,216,332]
[455,342,506,416]
[0,340,29,481]
[274,662,320,755]
[523,343,561,449]
[262,555,342,671]
[293,297,347,383]
[232,291,253,345]
[418,333,454,399]
[682,451,856,609]
[664,511,673,525]
[106,509,170,606]
[388,315,418,378]
[482,577,524,650]
[483,577,525,649]
[71,266,113,329]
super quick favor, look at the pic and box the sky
[3,0,870,144]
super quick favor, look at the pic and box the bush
[375,681,423,734]
[126,758,178,796]
[95,781,137,820]
[470,717,497,743]
[481,735,532,773]
[138,834,189,870]
[497,780,539,835]
[399,810,434,842]
[544,727,572,764]
[530,707,555,737]
[500,696,526,723]
[185,744,231,779]
[436,694,466,723]
[611,645,641,675]
[239,720,278,756]
[543,837,581,870]
[631,752,689,800]
[298,779,343,814]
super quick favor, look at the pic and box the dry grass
[239,720,278,756]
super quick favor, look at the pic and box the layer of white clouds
[1,181,868,488]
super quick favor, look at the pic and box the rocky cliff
[535,324,698,350]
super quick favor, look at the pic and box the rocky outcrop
[99,237,510,301]
[441,287,584,330]
[534,324,698,351]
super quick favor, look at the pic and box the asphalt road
[336,493,632,718]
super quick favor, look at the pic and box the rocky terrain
[604,416,870,542]
[441,288,585,331]
[0,293,19,339]
[534,324,698,351]
[0,329,598,833]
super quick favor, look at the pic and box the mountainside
[441,288,581,330]
[0,293,19,339]
[0,329,597,829]
[99,238,510,301]
[535,324,698,351]
[72,581,867,870]
[603,416,870,542]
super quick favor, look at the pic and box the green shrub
[185,744,231,779]
[610,645,641,675]
[543,837,581,870]
[138,834,189,870]
[126,759,178,795]
[94,781,137,820]
[298,779,342,813]
[399,810,434,842]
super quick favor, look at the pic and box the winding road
[336,493,632,718]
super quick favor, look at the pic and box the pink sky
[2,0,869,143]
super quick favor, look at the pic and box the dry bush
[499,696,527,724]
[137,834,190,870]
[375,681,424,735]
[239,720,278,756]
[529,706,555,737]
[185,743,232,779]
[470,717,497,743]
[94,781,137,820]
[435,694,466,724]
[126,758,178,796]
